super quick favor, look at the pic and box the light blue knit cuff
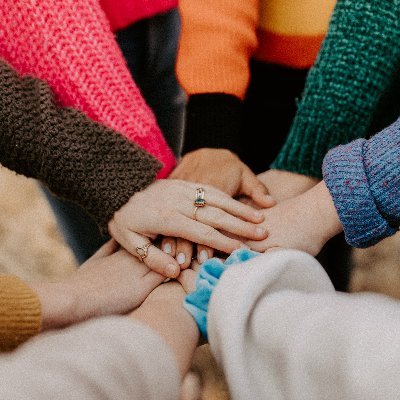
[184,249,260,339]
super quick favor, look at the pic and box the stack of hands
[32,148,343,337]
[106,148,342,284]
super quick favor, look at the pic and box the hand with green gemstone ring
[108,179,268,279]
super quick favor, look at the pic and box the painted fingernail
[166,264,178,278]
[177,253,186,265]
[163,243,172,254]
[198,250,208,264]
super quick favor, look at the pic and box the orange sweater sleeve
[177,0,258,100]
[0,275,41,351]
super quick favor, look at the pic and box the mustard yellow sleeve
[0,275,41,351]
[177,0,258,99]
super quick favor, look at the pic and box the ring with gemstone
[135,242,152,262]
[194,188,206,207]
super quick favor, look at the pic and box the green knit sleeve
[272,0,400,178]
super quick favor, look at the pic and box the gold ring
[194,187,206,207]
[193,206,200,221]
[136,242,152,262]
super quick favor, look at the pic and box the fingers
[168,216,249,255]
[161,237,176,257]
[197,244,213,264]
[177,268,197,293]
[240,169,276,208]
[110,225,181,278]
[90,239,119,259]
[204,186,265,223]
[194,205,268,241]
[175,238,193,269]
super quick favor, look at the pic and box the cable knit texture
[323,118,400,248]
[0,0,175,178]
[272,0,400,178]
[0,276,41,351]
[0,60,160,233]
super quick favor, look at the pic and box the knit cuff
[363,118,400,227]
[184,249,260,339]
[323,139,397,248]
[182,94,243,155]
[0,276,41,351]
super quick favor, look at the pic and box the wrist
[29,281,79,330]
[182,93,243,154]
[311,181,343,242]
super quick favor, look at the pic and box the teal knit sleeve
[271,0,400,178]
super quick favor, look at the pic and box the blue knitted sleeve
[183,249,260,339]
[323,117,400,248]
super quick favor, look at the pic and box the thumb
[240,169,275,208]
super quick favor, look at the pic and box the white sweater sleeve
[0,316,180,400]
[208,249,400,400]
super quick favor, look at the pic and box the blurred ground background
[0,166,399,399]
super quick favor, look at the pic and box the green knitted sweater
[272,0,400,178]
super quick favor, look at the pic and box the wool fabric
[0,59,160,233]
[323,117,400,248]
[0,0,175,178]
[272,0,400,177]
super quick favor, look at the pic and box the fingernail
[240,243,250,250]
[166,264,178,278]
[198,250,208,264]
[163,243,172,254]
[177,253,186,265]
[256,227,266,237]
[254,211,263,219]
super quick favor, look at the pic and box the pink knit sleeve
[0,0,175,178]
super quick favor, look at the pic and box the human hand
[164,150,274,268]
[257,169,320,203]
[246,182,343,255]
[31,240,165,330]
[108,179,268,278]
[170,148,275,207]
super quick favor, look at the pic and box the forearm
[0,0,175,176]
[272,0,400,178]
[323,118,400,247]
[0,59,160,233]
[0,276,41,351]
[177,0,258,154]
[130,283,199,377]
[0,317,180,399]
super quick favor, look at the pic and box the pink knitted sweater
[0,0,176,178]
[100,0,178,32]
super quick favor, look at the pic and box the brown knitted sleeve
[0,60,161,233]
[0,275,41,351]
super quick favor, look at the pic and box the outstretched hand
[246,182,343,255]
[164,149,275,267]
[108,179,268,279]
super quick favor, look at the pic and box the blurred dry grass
[0,166,399,400]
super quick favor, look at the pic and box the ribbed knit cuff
[363,119,400,228]
[0,276,41,351]
[323,139,397,248]
[272,0,400,178]
[182,93,243,155]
